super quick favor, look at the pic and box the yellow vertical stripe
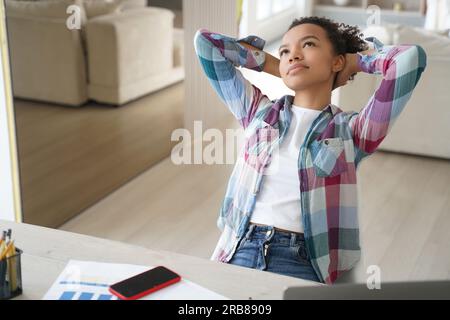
[236,0,243,22]
[0,0,23,223]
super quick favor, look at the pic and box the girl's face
[278,23,344,91]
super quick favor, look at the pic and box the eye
[280,41,315,56]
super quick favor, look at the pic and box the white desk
[0,220,321,300]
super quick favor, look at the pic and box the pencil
[6,242,17,292]
[0,242,5,259]
[0,241,14,261]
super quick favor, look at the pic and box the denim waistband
[244,224,305,246]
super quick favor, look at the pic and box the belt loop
[290,233,297,247]
[245,224,256,240]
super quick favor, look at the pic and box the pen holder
[0,248,23,300]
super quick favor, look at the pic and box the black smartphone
[108,266,181,300]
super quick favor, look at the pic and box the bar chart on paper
[49,272,120,300]
[43,260,228,300]
[57,280,118,300]
[59,290,118,300]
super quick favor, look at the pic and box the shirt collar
[262,95,340,127]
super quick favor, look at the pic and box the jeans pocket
[294,243,310,264]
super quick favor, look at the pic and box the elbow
[388,44,427,84]
[194,28,205,40]
[195,27,209,35]
[410,45,427,85]
[193,28,215,54]
[193,29,204,48]
[404,44,427,72]
[414,44,427,72]
[194,28,210,45]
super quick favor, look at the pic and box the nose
[288,49,303,63]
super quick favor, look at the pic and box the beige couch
[336,24,450,159]
[6,0,184,106]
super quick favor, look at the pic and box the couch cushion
[119,0,147,11]
[82,0,147,18]
[394,24,450,58]
[363,23,450,58]
[82,0,122,19]
[5,0,85,20]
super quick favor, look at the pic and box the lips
[288,63,309,74]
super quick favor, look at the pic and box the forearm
[356,41,426,78]
[194,29,270,128]
[349,41,427,154]
[263,52,281,78]
[343,48,377,76]
[238,41,281,78]
[195,29,265,72]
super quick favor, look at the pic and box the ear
[332,54,345,73]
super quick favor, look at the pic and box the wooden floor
[61,131,450,283]
[15,82,184,228]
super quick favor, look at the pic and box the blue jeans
[228,224,321,283]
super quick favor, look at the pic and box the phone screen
[109,266,181,299]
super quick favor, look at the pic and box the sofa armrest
[85,7,175,89]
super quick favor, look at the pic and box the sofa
[335,24,450,159]
[5,0,184,106]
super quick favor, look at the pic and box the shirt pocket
[309,137,348,177]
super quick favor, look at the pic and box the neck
[292,82,332,111]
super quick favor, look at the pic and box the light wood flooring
[14,82,184,228]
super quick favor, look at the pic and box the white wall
[183,0,238,132]
[0,2,22,222]
[239,0,312,42]
[237,0,315,103]
[425,0,450,31]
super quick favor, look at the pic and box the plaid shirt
[193,28,427,284]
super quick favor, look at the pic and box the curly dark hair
[287,16,369,83]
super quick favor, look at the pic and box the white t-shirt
[250,104,323,233]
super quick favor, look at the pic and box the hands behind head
[332,48,376,90]
[332,53,359,90]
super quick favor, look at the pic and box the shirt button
[266,230,271,236]
[254,51,259,56]
[324,139,329,145]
